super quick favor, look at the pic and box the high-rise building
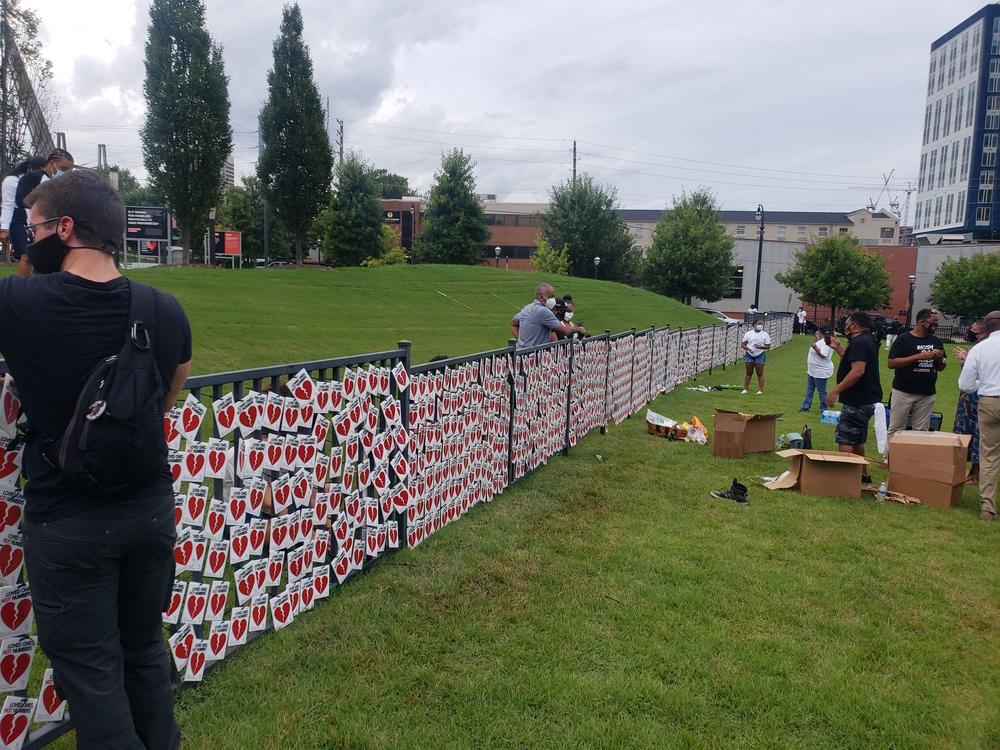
[915,5,1000,241]
[221,153,235,188]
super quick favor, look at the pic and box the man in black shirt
[1,169,190,749]
[887,308,946,446]
[12,148,74,276]
[827,312,883,480]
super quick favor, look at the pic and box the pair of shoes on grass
[740,390,763,395]
[710,478,749,504]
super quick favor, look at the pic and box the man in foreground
[826,312,883,484]
[958,310,1000,521]
[887,308,946,446]
[511,282,585,348]
[1,170,191,748]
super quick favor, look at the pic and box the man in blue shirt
[511,283,583,348]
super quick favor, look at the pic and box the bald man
[959,310,1000,521]
[511,282,584,348]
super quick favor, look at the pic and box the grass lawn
[137,333,998,749]
[107,265,716,372]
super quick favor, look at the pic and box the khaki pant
[888,389,935,451]
[979,396,1000,519]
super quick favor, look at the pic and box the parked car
[697,308,741,325]
[835,312,896,342]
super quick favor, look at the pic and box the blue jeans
[800,375,828,411]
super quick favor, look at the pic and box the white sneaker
[740,389,748,395]
[756,390,763,395]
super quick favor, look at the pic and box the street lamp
[753,204,764,309]
[495,246,501,268]
[593,256,601,279]
[907,274,917,328]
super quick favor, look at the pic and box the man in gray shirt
[511,283,583,348]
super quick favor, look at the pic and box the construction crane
[0,1,55,169]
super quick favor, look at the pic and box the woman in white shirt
[740,319,772,395]
[800,327,834,411]
[0,159,36,260]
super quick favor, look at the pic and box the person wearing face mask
[826,312,883,483]
[0,169,189,749]
[551,295,587,342]
[886,308,947,450]
[958,310,1000,521]
[12,148,74,276]
[739,319,771,395]
[953,320,987,484]
[511,282,584,348]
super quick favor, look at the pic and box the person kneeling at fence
[512,282,585,348]
[0,169,192,749]
[740,319,771,395]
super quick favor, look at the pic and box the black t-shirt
[0,273,192,521]
[836,331,883,406]
[14,171,45,210]
[889,331,945,396]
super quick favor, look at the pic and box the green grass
[112,265,716,372]
[134,334,997,750]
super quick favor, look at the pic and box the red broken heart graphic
[251,603,266,627]
[186,594,205,619]
[293,379,314,403]
[301,585,314,609]
[334,555,349,578]
[229,497,247,522]
[207,550,225,574]
[231,535,248,558]
[315,390,330,411]
[209,631,226,657]
[208,449,227,475]
[266,403,281,426]
[217,404,235,431]
[173,631,194,661]
[272,525,287,547]
[250,528,265,551]
[189,650,205,676]
[248,449,264,473]
[181,408,200,434]
[174,540,192,567]
[2,392,19,426]
[41,682,64,715]
[210,591,226,616]
[165,592,182,617]
[0,713,28,744]
[273,602,290,624]
[163,415,179,443]
[0,653,30,686]
[0,599,31,632]
[187,493,206,520]
[0,503,20,533]
[207,511,225,536]
[0,452,19,481]
[231,618,247,642]
[237,576,254,598]
[169,462,182,483]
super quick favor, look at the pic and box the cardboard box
[887,432,971,508]
[712,410,782,458]
[765,449,868,499]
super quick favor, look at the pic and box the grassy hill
[114,265,716,373]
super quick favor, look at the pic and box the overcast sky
[34,0,983,215]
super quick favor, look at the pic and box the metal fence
[8,314,793,748]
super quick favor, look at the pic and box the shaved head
[985,311,1000,333]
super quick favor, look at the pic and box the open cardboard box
[888,431,971,508]
[766,449,869,499]
[712,409,782,459]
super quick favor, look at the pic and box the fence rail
[5,315,792,748]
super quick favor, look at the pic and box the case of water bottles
[820,410,841,425]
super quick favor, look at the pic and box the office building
[915,5,999,241]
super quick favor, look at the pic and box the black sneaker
[861,473,873,485]
[710,478,749,504]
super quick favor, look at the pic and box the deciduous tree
[776,235,891,322]
[320,153,385,266]
[531,235,568,275]
[640,189,734,304]
[929,253,1000,319]
[141,0,231,261]
[540,175,634,281]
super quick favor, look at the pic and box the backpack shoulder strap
[119,280,158,363]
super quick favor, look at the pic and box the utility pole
[336,119,344,163]
[258,127,269,262]
[572,140,576,185]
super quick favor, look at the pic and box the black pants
[23,496,180,750]
[9,207,26,260]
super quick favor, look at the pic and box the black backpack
[44,280,168,495]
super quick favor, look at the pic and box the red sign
[222,231,241,256]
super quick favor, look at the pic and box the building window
[776,225,786,238]
[949,141,960,184]
[961,136,972,178]
[880,227,895,239]
[945,194,954,224]
[956,191,966,224]
[735,225,745,235]
[979,170,995,204]
[932,100,942,141]
[726,266,744,299]
[972,26,981,72]
[938,147,948,188]
[918,153,927,192]
[928,57,936,96]
[928,149,937,187]
[797,226,806,238]
[923,104,932,145]
[968,83,977,128]
[943,93,953,137]
[976,206,991,225]
[955,90,965,133]
[838,227,849,235]
[915,202,922,229]
[818,227,828,237]
[485,214,500,225]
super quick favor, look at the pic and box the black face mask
[966,329,980,343]
[26,233,70,274]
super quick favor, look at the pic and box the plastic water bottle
[876,481,887,504]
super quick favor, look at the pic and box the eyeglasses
[26,217,61,243]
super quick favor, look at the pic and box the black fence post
[506,338,517,486]
[563,341,573,456]
[627,327,636,417]
[601,330,611,435]
[397,340,411,542]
